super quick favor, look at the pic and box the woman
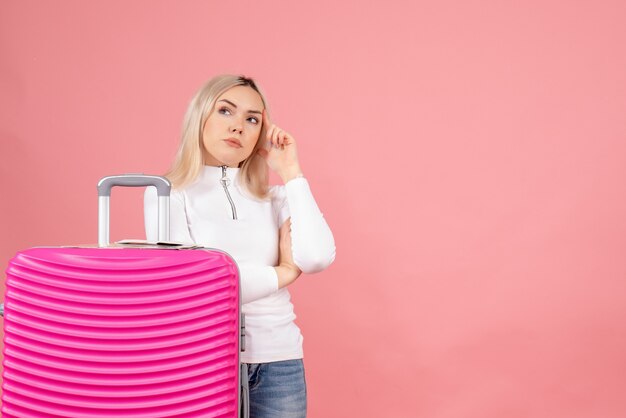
[144,74,336,417]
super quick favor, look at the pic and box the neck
[204,163,240,168]
[202,150,241,168]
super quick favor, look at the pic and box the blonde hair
[165,74,270,199]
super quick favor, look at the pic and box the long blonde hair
[165,74,270,199]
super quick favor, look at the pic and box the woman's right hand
[275,218,302,289]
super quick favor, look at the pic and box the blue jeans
[246,359,307,418]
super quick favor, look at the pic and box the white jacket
[144,165,335,363]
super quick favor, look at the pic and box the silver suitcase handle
[97,174,171,247]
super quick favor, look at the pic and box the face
[202,85,265,167]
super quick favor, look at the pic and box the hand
[274,218,301,289]
[257,109,303,183]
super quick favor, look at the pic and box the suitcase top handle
[97,174,171,247]
[98,174,171,197]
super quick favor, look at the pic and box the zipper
[220,165,238,220]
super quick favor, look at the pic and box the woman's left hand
[257,109,303,183]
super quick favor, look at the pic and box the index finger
[262,108,272,128]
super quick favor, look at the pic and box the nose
[230,123,243,135]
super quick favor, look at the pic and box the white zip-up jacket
[144,165,336,363]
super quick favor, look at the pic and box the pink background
[2,1,626,417]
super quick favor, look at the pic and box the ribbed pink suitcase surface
[1,175,246,418]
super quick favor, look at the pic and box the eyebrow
[218,99,262,115]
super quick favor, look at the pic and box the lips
[223,138,243,148]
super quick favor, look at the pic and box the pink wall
[2,1,626,416]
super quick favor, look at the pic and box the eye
[248,116,259,124]
[218,107,232,115]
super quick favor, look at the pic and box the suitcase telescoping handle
[97,174,171,247]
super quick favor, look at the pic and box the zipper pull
[220,165,238,220]
[220,165,231,187]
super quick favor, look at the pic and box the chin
[208,147,252,167]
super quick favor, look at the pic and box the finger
[272,128,282,147]
[269,128,279,148]
[271,127,279,144]
[262,109,271,131]
[263,128,273,150]
[280,131,293,146]
[266,124,276,142]
[260,111,269,143]
[278,132,286,148]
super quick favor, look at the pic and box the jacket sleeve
[275,177,336,274]
[144,186,279,304]
[236,264,279,304]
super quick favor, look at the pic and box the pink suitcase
[2,175,248,418]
